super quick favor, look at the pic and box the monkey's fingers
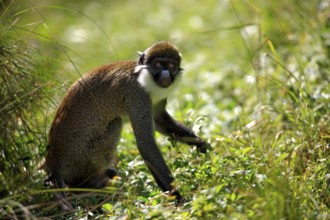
[178,136,210,153]
[169,188,184,206]
[196,141,212,153]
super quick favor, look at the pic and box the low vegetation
[0,0,329,219]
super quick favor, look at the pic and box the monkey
[45,41,208,211]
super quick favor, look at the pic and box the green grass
[1,0,329,219]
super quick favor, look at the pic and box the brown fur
[46,61,138,188]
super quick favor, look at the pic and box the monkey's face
[149,57,179,88]
[138,41,182,89]
[136,41,183,104]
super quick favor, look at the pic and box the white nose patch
[161,70,170,78]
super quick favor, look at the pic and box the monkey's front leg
[128,100,182,204]
[153,106,208,153]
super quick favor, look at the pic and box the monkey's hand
[178,136,210,153]
[195,141,210,153]
[169,188,184,206]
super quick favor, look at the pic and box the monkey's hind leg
[88,118,123,188]
[88,167,119,188]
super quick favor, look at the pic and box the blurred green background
[1,0,329,219]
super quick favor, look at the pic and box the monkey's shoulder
[87,61,137,77]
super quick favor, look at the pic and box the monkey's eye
[155,62,162,68]
[167,62,178,71]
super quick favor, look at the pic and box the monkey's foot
[105,168,118,179]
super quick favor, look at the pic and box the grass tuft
[0,0,329,219]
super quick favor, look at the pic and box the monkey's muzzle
[157,70,172,88]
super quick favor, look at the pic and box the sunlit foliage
[0,0,329,219]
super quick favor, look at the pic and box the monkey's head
[138,41,182,88]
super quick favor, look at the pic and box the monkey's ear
[138,51,145,65]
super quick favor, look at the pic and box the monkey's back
[46,60,140,187]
